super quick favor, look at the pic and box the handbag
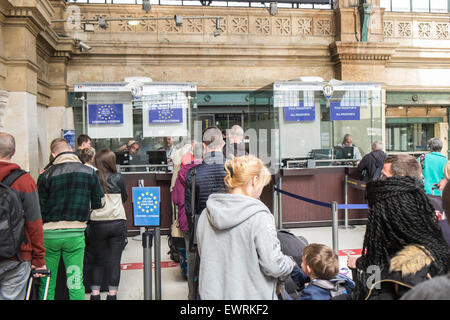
[171,217,183,238]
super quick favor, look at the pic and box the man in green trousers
[37,138,104,300]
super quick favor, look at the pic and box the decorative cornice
[329,41,398,63]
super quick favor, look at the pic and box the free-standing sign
[330,102,360,121]
[88,104,124,124]
[62,129,76,150]
[132,187,160,227]
[284,102,315,122]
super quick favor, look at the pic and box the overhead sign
[284,103,315,122]
[149,104,183,123]
[132,187,161,227]
[330,102,360,121]
[88,104,124,124]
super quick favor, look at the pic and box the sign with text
[149,104,183,124]
[132,187,160,227]
[88,104,124,124]
[330,102,360,121]
[284,103,315,122]
[62,130,76,150]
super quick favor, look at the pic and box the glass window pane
[380,0,391,10]
[412,0,430,12]
[392,0,410,11]
[431,0,448,12]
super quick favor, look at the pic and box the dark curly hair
[354,175,450,299]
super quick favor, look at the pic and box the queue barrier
[274,179,368,255]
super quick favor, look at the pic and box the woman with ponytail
[351,175,450,300]
[196,155,295,300]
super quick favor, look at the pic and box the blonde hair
[224,155,271,193]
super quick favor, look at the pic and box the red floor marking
[121,251,362,270]
[121,261,179,271]
[339,249,362,256]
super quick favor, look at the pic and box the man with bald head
[0,132,46,300]
[37,137,104,300]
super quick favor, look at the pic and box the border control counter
[72,81,198,236]
[250,80,383,228]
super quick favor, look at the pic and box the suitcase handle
[31,269,51,277]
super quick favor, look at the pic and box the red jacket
[0,161,45,267]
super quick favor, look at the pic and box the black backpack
[0,169,27,260]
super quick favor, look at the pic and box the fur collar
[389,245,433,277]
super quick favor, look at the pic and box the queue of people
[0,128,449,301]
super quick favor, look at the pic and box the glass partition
[71,82,197,172]
[250,81,383,170]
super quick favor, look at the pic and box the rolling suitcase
[26,269,51,300]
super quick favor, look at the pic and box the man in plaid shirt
[37,138,104,300]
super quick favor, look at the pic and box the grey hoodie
[196,193,295,300]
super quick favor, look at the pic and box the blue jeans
[0,260,31,300]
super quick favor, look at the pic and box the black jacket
[103,172,128,203]
[185,151,227,220]
[354,245,439,300]
[357,149,387,182]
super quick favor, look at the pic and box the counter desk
[277,166,367,228]
[120,166,368,236]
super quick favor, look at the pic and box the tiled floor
[91,225,366,300]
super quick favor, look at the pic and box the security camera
[142,0,151,12]
[77,41,91,52]
[214,30,221,37]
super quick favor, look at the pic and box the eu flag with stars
[149,104,183,124]
[88,104,124,125]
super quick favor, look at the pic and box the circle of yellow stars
[137,192,158,214]
[158,106,175,120]
[97,105,115,121]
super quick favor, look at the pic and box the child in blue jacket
[281,243,354,300]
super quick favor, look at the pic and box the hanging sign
[284,102,315,122]
[88,104,124,124]
[330,102,360,121]
[149,103,183,123]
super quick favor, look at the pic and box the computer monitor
[115,151,130,165]
[334,146,354,159]
[147,151,168,165]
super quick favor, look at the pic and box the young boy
[286,243,354,300]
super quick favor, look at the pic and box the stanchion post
[154,227,162,300]
[277,176,283,230]
[331,201,339,256]
[142,228,153,300]
[344,174,348,228]
[133,179,146,241]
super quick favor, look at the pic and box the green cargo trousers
[39,231,86,300]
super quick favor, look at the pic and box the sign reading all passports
[132,187,160,227]
[88,104,124,124]
[284,102,315,122]
[149,104,183,124]
[330,102,360,121]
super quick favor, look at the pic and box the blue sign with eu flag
[330,102,360,121]
[88,104,124,125]
[149,104,183,124]
[284,102,315,122]
[132,187,160,227]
